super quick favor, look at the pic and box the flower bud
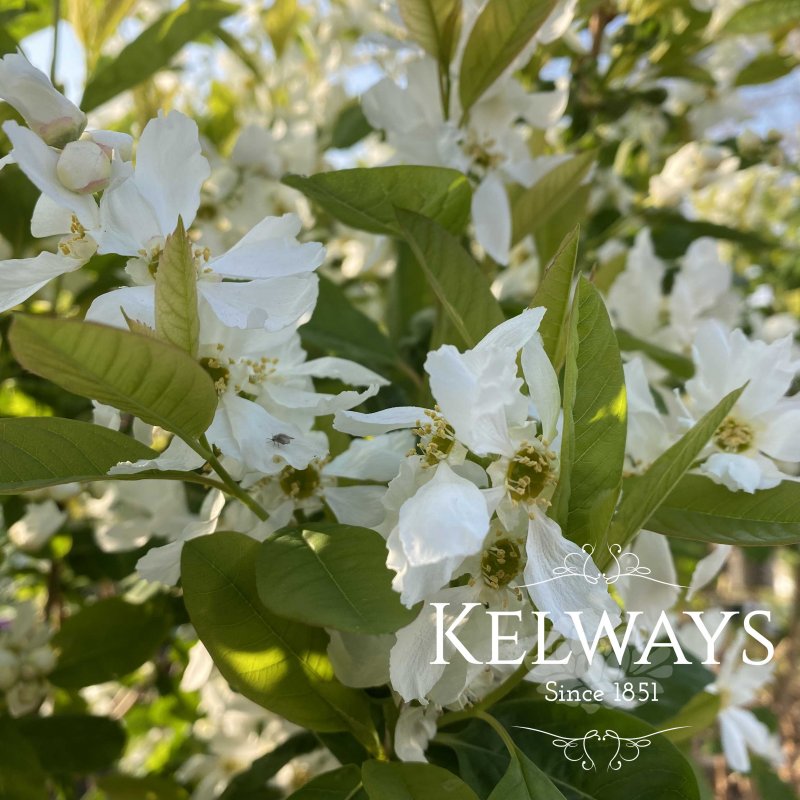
[24,646,57,677]
[0,648,19,691]
[5,680,45,717]
[56,140,112,194]
[0,54,86,147]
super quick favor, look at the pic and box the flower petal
[325,430,414,482]
[3,120,97,226]
[207,394,325,474]
[522,512,620,639]
[133,111,209,236]
[198,274,318,331]
[333,406,427,436]
[521,333,560,441]
[0,250,86,313]
[325,485,387,528]
[209,213,324,279]
[472,173,511,265]
[687,544,732,600]
[700,452,779,493]
[399,462,489,567]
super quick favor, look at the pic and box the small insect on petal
[270,433,294,446]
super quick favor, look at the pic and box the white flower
[649,142,739,208]
[387,461,493,607]
[615,531,680,638]
[85,481,194,553]
[623,358,675,472]
[0,53,86,146]
[136,490,226,585]
[394,705,439,762]
[521,513,621,640]
[8,499,66,551]
[687,544,734,600]
[685,321,800,492]
[337,309,618,641]
[710,631,785,773]
[607,229,665,343]
[363,57,567,264]
[95,110,208,257]
[0,104,134,312]
[667,238,738,350]
[88,212,324,332]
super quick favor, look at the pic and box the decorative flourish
[514,726,690,771]
[514,728,600,771]
[514,543,687,591]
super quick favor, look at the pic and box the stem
[50,0,61,85]
[438,659,532,729]
[189,435,270,522]
[475,710,518,756]
[343,784,364,800]
[111,470,231,493]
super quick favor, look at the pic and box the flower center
[200,356,230,395]
[714,417,754,453]
[279,463,321,499]
[506,439,558,504]
[481,537,523,590]
[462,133,503,171]
[414,409,456,467]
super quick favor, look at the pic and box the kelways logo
[431,605,774,667]
[430,544,775,668]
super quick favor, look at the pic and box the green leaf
[659,692,721,744]
[9,315,217,440]
[751,756,800,800]
[16,715,126,774]
[606,385,745,554]
[398,0,462,68]
[646,475,800,545]
[554,277,627,548]
[81,0,238,111]
[330,102,373,149]
[283,166,472,236]
[301,276,397,371]
[265,0,302,57]
[723,0,800,34]
[0,417,156,494]
[257,523,418,635]
[494,699,701,800]
[50,598,171,688]
[220,732,318,799]
[459,0,558,113]
[0,718,47,800]
[735,53,796,86]
[615,329,694,380]
[395,208,505,348]
[530,225,579,367]
[94,775,188,800]
[488,745,566,799]
[362,761,479,800]
[644,210,772,258]
[181,532,379,744]
[287,766,366,799]
[155,217,200,357]
[534,184,589,265]
[511,153,595,245]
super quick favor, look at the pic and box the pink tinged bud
[56,140,112,194]
[0,53,86,147]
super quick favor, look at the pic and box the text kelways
[431,604,774,666]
